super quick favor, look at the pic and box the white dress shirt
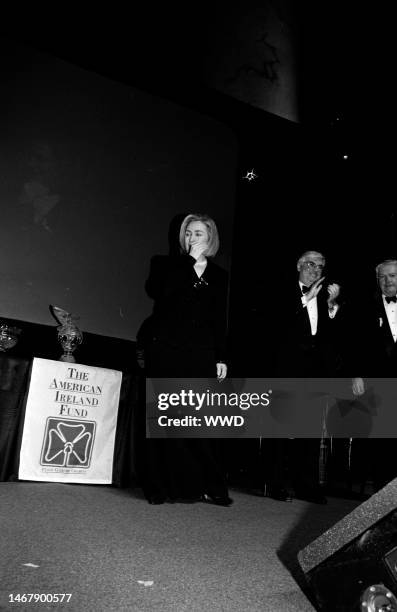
[300,282,338,336]
[382,295,397,342]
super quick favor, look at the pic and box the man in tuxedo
[368,259,397,375]
[264,250,343,503]
[351,259,397,490]
[352,259,397,380]
[274,250,341,375]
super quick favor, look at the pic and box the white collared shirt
[300,282,338,336]
[382,295,397,342]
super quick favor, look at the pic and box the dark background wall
[0,39,237,341]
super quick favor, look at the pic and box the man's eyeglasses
[302,261,325,271]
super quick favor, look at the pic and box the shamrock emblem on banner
[42,420,95,468]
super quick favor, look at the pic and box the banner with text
[19,358,122,484]
[146,378,397,438]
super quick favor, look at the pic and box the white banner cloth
[18,358,122,484]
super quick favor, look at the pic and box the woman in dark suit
[141,213,232,506]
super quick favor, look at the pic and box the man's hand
[305,277,325,302]
[327,283,340,308]
[352,377,365,396]
[216,362,227,381]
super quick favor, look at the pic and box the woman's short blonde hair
[179,213,220,257]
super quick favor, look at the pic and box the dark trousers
[262,438,322,493]
[349,438,397,492]
[266,337,340,495]
[139,339,229,501]
[142,437,228,500]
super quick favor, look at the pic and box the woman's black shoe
[202,494,233,507]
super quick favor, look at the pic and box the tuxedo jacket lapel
[295,286,312,334]
[375,293,396,355]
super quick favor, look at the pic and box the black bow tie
[385,296,397,304]
[301,285,311,294]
